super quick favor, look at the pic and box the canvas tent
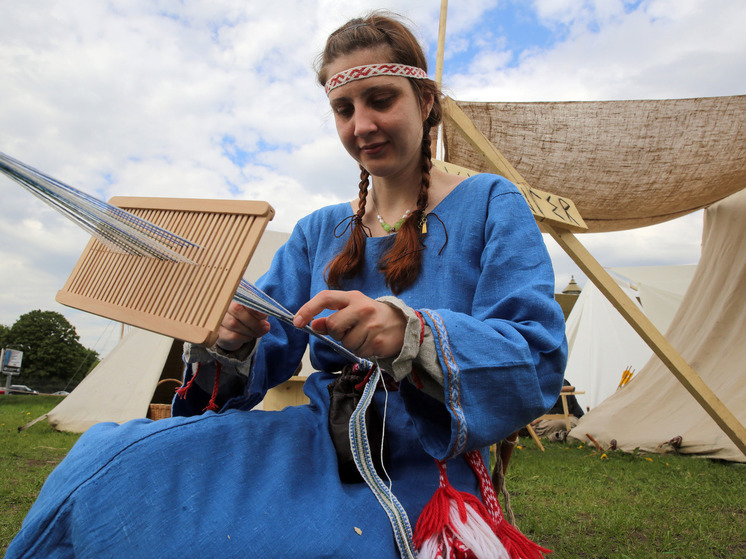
[440,94,746,459]
[609,266,697,335]
[568,190,746,462]
[44,230,292,433]
[565,265,695,411]
[46,327,183,432]
[441,96,746,233]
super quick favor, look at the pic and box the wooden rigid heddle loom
[0,151,364,368]
[56,197,274,347]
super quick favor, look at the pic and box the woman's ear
[421,90,435,122]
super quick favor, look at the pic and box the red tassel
[414,451,551,559]
[203,362,222,412]
[465,450,552,559]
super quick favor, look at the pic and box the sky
[0,0,744,359]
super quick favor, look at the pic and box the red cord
[204,362,222,412]
[175,363,199,399]
[414,310,425,346]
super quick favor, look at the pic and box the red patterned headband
[325,63,428,95]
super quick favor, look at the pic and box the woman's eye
[333,105,353,118]
[371,96,395,109]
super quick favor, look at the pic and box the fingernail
[292,314,302,328]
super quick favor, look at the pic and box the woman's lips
[360,142,386,156]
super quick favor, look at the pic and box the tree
[3,310,99,392]
[0,323,9,349]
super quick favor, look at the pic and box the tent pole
[441,97,746,458]
[435,0,448,88]
[431,0,448,160]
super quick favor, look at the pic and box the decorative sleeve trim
[422,309,468,457]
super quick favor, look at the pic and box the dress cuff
[376,296,444,402]
[183,339,257,376]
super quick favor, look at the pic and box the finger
[321,302,372,340]
[293,290,354,328]
[308,316,330,334]
[340,324,371,356]
[229,302,268,326]
[216,304,270,351]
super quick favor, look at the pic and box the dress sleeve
[400,188,568,460]
[173,223,313,416]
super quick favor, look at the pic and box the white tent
[609,266,697,335]
[44,230,292,433]
[570,189,746,462]
[47,328,182,432]
[564,265,695,411]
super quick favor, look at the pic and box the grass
[504,439,746,558]
[1,397,744,557]
[0,395,81,553]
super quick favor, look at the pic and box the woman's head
[319,13,443,294]
[316,13,441,132]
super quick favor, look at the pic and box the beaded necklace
[370,191,413,234]
[377,208,411,233]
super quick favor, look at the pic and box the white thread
[374,357,393,491]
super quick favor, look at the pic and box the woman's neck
[369,179,420,215]
[351,167,464,236]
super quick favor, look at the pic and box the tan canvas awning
[442,95,746,232]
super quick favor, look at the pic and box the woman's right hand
[214,301,270,353]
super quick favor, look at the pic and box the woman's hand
[293,290,406,359]
[214,301,270,353]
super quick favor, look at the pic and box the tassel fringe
[414,451,551,559]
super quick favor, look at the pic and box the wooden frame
[56,197,274,346]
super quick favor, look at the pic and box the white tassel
[447,499,511,559]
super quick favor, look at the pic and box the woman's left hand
[293,290,406,359]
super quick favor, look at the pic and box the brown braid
[325,167,371,289]
[377,123,432,293]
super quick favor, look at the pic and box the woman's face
[326,48,433,184]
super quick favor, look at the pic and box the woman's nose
[353,108,377,137]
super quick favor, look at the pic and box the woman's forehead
[325,46,392,79]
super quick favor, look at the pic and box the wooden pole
[441,97,746,457]
[435,0,448,88]
[431,0,448,159]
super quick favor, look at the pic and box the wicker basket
[148,403,172,420]
[147,378,182,420]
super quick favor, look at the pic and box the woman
[7,12,566,558]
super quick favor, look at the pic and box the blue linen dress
[7,174,567,558]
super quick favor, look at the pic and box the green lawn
[505,439,746,558]
[0,395,81,552]
[1,396,744,557]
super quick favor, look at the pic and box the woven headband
[325,63,427,95]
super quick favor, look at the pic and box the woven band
[325,63,427,95]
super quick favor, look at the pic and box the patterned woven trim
[422,310,468,457]
[325,63,427,95]
[349,364,416,559]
